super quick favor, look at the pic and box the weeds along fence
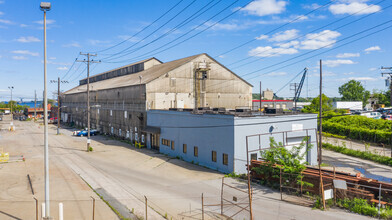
[250,160,392,206]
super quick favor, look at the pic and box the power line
[100,0,198,60]
[230,0,391,70]
[93,0,186,53]
[228,0,388,69]
[102,0,247,64]
[62,54,79,79]
[102,0,222,62]
[213,0,335,59]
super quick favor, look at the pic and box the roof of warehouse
[78,57,162,81]
[64,53,252,94]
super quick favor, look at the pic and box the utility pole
[381,67,392,106]
[34,90,37,119]
[50,78,68,134]
[319,60,326,210]
[76,53,100,152]
[259,81,262,111]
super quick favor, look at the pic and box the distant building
[252,100,293,110]
[262,89,274,100]
[62,53,253,142]
[332,101,362,110]
[146,109,318,174]
[24,104,51,119]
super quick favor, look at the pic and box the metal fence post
[220,177,224,215]
[34,197,38,220]
[378,184,382,217]
[201,193,204,220]
[280,167,282,201]
[91,196,95,220]
[145,196,148,220]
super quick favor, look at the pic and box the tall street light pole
[40,2,51,219]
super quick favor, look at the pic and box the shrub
[336,198,392,219]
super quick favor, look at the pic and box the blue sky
[0,0,391,101]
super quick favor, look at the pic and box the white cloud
[275,40,299,48]
[265,71,287,76]
[256,34,268,40]
[34,19,56,25]
[209,22,238,31]
[20,24,28,28]
[323,59,356,67]
[0,1,4,4]
[369,67,378,71]
[329,2,381,15]
[242,0,287,16]
[0,11,3,16]
[47,60,71,66]
[348,77,378,81]
[49,57,56,60]
[57,67,68,71]
[249,46,298,57]
[12,56,27,60]
[270,29,299,42]
[343,72,355,75]
[62,42,81,48]
[88,39,110,46]
[0,19,12,24]
[364,46,380,53]
[303,3,321,10]
[16,36,41,43]
[300,30,341,50]
[336,52,360,58]
[117,35,139,42]
[11,50,39,57]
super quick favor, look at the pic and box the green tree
[372,90,391,106]
[338,80,370,106]
[303,94,332,113]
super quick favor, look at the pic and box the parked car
[73,129,99,136]
[383,115,392,120]
[360,112,382,119]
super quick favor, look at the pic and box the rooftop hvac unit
[265,108,283,114]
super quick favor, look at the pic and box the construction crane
[291,68,308,110]
[273,68,308,110]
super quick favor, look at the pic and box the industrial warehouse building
[146,109,318,174]
[62,53,253,142]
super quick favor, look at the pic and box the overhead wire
[228,0,387,69]
[102,0,222,62]
[100,0,198,60]
[101,0,248,64]
[93,0,186,53]
[230,0,391,70]
[213,0,336,59]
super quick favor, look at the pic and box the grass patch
[323,143,392,167]
[322,132,347,139]
[337,198,392,219]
